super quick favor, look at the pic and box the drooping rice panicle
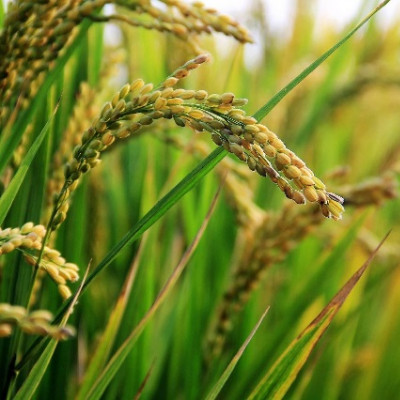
[114,0,253,44]
[0,303,75,339]
[0,222,79,299]
[0,0,107,127]
[48,54,343,238]
[0,0,252,128]
[339,172,397,206]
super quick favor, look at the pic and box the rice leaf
[0,102,59,225]
[84,186,221,400]
[247,231,390,400]
[12,265,89,400]
[133,361,156,400]
[88,20,104,85]
[252,0,392,122]
[14,147,225,373]
[0,0,4,28]
[205,306,270,400]
[228,212,366,399]
[73,147,225,297]
[75,240,146,400]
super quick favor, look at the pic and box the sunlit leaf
[85,187,221,400]
[0,102,59,225]
[205,306,270,400]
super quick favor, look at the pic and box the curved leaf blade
[205,306,270,400]
[13,265,89,400]
[0,102,59,225]
[75,240,145,400]
[247,231,390,400]
[253,0,392,122]
[85,187,221,400]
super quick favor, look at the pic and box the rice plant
[0,0,399,399]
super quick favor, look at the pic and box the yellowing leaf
[247,231,390,400]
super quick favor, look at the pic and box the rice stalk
[0,0,397,398]
[339,172,397,206]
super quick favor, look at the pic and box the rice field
[0,1,399,399]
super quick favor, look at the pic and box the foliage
[0,1,398,399]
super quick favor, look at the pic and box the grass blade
[252,0,392,122]
[15,146,225,372]
[0,0,4,28]
[134,361,156,400]
[73,147,224,299]
[0,102,59,225]
[205,306,270,400]
[85,186,221,400]
[12,265,89,400]
[12,340,58,400]
[247,231,391,400]
[75,239,146,400]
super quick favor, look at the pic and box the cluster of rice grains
[0,303,75,339]
[206,104,345,221]
[114,0,253,45]
[0,0,106,126]
[51,54,343,234]
[0,223,79,299]
[161,56,344,221]
[0,0,252,127]
[45,82,100,214]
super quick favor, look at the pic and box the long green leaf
[15,147,225,372]
[0,103,59,225]
[85,186,221,400]
[13,265,88,400]
[72,147,225,300]
[247,232,390,400]
[75,239,146,400]
[0,0,4,28]
[12,340,58,400]
[205,306,270,400]
[252,0,391,122]
[0,20,92,175]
